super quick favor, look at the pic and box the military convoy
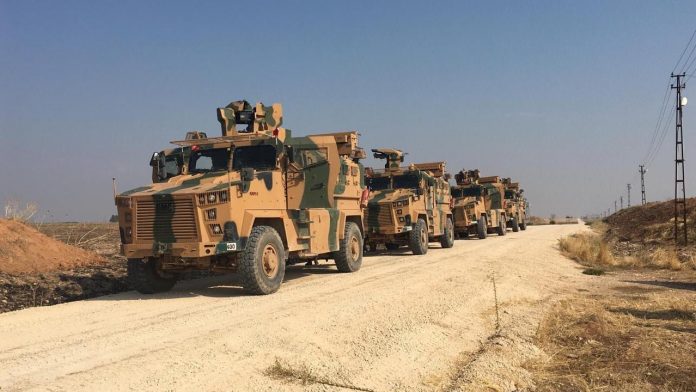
[115,100,530,295]
[364,149,454,254]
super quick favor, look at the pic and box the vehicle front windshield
[189,148,230,173]
[232,145,278,171]
[453,187,482,198]
[505,190,517,200]
[393,174,420,189]
[368,176,391,191]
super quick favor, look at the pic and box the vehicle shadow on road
[93,263,346,301]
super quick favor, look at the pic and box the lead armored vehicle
[364,149,454,254]
[115,100,367,295]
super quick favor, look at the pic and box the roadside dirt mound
[0,219,104,274]
[604,197,696,246]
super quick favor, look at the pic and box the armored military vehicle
[451,170,507,238]
[364,149,454,254]
[502,178,527,231]
[115,100,368,295]
[478,176,508,235]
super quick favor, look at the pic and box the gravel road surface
[0,224,587,391]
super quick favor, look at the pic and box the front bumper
[121,239,242,259]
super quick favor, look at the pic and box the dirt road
[0,224,590,391]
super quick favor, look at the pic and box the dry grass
[528,294,696,391]
[559,232,619,267]
[3,199,38,222]
[560,226,695,271]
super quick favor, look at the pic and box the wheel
[477,216,488,239]
[385,243,400,251]
[239,226,286,295]
[409,218,429,255]
[520,221,527,231]
[511,217,520,232]
[127,257,177,294]
[334,222,363,272]
[440,217,454,248]
[497,216,506,236]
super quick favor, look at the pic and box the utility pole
[614,200,617,213]
[112,178,117,199]
[620,196,623,210]
[671,73,688,246]
[639,165,647,205]
[627,184,631,207]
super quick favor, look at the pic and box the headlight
[220,191,228,202]
[396,209,402,215]
[198,194,206,204]
[208,193,217,203]
[207,209,216,220]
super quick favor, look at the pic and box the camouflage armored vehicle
[502,178,527,231]
[478,176,508,235]
[451,170,507,238]
[364,149,454,254]
[115,100,368,295]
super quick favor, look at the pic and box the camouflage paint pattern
[115,101,366,272]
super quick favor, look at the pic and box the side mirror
[444,173,452,181]
[241,167,256,182]
[149,152,160,167]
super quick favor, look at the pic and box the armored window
[232,145,277,171]
[393,174,420,190]
[162,156,180,179]
[454,187,482,198]
[368,176,391,190]
[504,190,515,200]
[189,148,230,173]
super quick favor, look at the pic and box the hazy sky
[2,0,696,221]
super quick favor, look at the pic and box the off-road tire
[440,218,455,248]
[239,226,286,295]
[334,222,363,272]
[127,258,177,294]
[385,243,400,251]
[477,216,488,239]
[520,221,527,231]
[511,217,520,232]
[497,217,507,236]
[409,218,429,255]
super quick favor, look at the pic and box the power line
[646,102,676,168]
[673,29,696,72]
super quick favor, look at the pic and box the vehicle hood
[118,172,236,197]
[367,189,415,206]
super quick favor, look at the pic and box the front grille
[367,206,393,227]
[135,197,198,242]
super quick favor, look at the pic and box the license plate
[226,242,237,251]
